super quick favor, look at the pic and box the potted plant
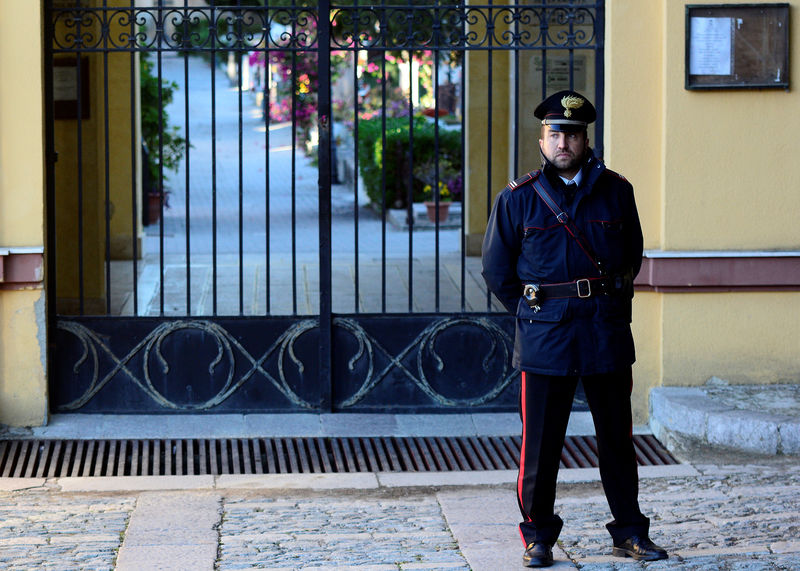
[422,180,452,223]
[140,52,186,225]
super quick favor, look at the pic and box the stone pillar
[463,7,512,257]
[0,1,48,426]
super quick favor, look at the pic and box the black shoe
[523,542,554,567]
[612,535,668,561]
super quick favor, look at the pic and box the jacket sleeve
[481,190,522,314]
[625,183,644,279]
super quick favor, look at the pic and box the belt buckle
[576,278,591,298]
[523,283,541,312]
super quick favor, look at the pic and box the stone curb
[0,464,696,493]
[649,386,800,456]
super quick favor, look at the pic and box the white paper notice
[690,17,732,75]
[53,66,78,101]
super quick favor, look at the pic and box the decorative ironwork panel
[329,4,599,50]
[50,4,321,52]
[52,315,517,413]
[49,3,601,53]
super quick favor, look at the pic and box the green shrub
[140,52,186,190]
[357,117,462,209]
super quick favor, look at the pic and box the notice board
[686,4,789,89]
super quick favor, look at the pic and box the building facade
[1,0,798,426]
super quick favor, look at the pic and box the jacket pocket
[521,225,564,276]
[516,296,568,322]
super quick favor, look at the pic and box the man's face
[539,125,589,177]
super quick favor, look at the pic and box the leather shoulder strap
[530,177,606,275]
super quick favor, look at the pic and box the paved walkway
[3,395,800,569]
[0,454,797,570]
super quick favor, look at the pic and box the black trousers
[517,368,649,546]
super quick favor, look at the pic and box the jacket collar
[541,149,605,193]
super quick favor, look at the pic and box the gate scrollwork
[57,317,516,412]
[50,4,598,53]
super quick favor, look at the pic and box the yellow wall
[630,292,662,423]
[662,293,800,387]
[0,6,45,247]
[607,0,800,251]
[0,2,48,426]
[53,50,108,314]
[464,13,512,255]
[0,291,47,426]
[663,0,800,250]
[604,0,664,250]
[607,0,800,420]
[53,3,143,315]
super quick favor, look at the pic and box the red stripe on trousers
[518,372,530,524]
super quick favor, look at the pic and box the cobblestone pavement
[0,454,798,569]
[218,495,469,570]
[556,456,800,570]
[0,490,135,570]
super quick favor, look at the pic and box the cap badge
[560,95,584,118]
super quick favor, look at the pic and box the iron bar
[433,44,441,312]
[352,18,361,314]
[263,438,277,473]
[264,40,271,315]
[237,19,245,316]
[459,25,467,313]
[76,51,85,315]
[485,0,494,313]
[594,0,605,159]
[286,438,301,473]
[318,0,333,410]
[103,2,112,315]
[43,0,58,328]
[157,1,165,316]
[129,16,139,316]
[406,48,414,312]
[381,437,400,471]
[184,0,192,315]
[211,4,218,316]
[291,47,298,316]
[380,10,388,314]
[513,10,520,177]
[294,438,309,473]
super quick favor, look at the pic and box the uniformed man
[481,90,667,567]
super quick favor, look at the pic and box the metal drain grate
[0,435,677,478]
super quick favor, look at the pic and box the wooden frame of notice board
[686,4,789,90]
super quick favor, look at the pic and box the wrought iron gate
[45,1,604,414]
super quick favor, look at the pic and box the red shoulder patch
[605,169,627,182]
[506,169,541,192]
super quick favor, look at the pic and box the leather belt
[523,276,626,311]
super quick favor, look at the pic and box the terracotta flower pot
[424,201,451,223]
[148,191,165,224]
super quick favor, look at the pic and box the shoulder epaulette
[505,169,541,192]
[605,168,627,182]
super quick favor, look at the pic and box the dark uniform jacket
[481,151,644,376]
